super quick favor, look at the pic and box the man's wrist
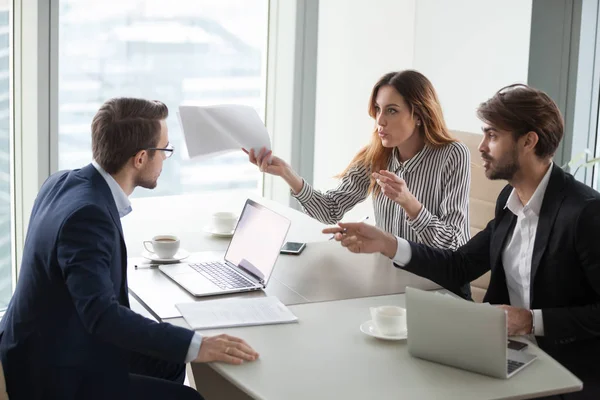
[186,332,203,363]
[382,233,398,259]
[528,309,535,335]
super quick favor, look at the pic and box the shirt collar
[389,145,431,175]
[92,160,132,218]
[505,163,553,216]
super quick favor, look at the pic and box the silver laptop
[159,199,291,297]
[405,287,537,379]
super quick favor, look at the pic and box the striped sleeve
[407,143,471,250]
[292,165,371,224]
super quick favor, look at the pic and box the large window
[0,0,11,309]
[58,0,268,198]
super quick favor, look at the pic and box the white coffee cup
[370,306,406,336]
[143,235,180,259]
[210,212,238,233]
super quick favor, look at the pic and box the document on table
[175,296,298,330]
[177,104,271,160]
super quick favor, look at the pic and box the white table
[190,294,582,400]
[123,193,581,399]
[125,194,440,321]
[122,191,329,257]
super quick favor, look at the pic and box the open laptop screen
[224,199,291,285]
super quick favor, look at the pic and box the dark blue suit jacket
[0,164,194,399]
[400,165,600,397]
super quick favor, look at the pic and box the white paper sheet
[177,104,271,160]
[175,296,298,330]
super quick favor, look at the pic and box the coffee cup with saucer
[142,235,189,263]
[204,212,238,237]
[360,306,407,341]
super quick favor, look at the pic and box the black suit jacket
[400,164,600,395]
[0,164,195,399]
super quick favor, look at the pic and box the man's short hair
[91,98,169,174]
[477,84,564,159]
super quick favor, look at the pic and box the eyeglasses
[136,142,175,159]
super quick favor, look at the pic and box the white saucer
[203,225,235,238]
[141,249,190,263]
[360,320,407,341]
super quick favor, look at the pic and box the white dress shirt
[501,163,553,335]
[393,163,554,336]
[92,161,202,361]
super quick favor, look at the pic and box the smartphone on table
[280,242,306,255]
[507,339,528,351]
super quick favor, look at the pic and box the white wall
[413,0,532,133]
[310,1,532,222]
[313,0,416,221]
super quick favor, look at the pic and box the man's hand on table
[194,334,259,365]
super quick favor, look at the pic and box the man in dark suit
[0,98,259,399]
[325,84,600,399]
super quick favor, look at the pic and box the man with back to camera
[325,84,600,399]
[0,98,259,399]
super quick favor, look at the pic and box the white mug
[143,235,180,259]
[210,212,238,233]
[370,306,406,336]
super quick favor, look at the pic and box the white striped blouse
[293,142,471,250]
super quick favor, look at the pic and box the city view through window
[58,0,268,199]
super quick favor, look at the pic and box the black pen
[134,264,159,269]
[328,216,370,240]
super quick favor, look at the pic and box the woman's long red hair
[338,70,456,195]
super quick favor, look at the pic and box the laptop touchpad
[160,263,194,275]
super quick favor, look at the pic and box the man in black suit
[0,98,259,399]
[325,84,600,399]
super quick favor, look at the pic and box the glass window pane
[58,0,268,198]
[0,0,12,310]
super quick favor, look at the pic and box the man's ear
[522,131,539,154]
[132,150,146,169]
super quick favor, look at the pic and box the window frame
[4,0,14,306]
[14,0,53,278]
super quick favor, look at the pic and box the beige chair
[452,130,506,303]
[0,361,8,400]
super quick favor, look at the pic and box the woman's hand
[243,147,289,177]
[373,170,422,219]
[243,147,304,194]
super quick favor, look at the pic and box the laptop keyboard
[189,262,254,290]
[507,359,525,374]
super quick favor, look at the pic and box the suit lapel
[104,193,130,306]
[490,210,517,272]
[482,210,516,304]
[530,165,567,302]
[102,192,130,306]
[105,202,125,242]
[85,164,126,239]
